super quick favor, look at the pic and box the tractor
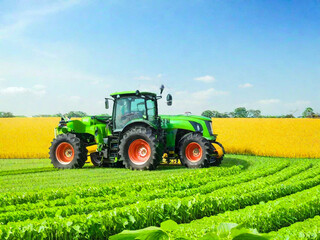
[49,86,224,170]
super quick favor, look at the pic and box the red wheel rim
[128,139,151,165]
[185,142,202,162]
[56,142,74,164]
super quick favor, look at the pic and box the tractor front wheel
[179,133,212,168]
[49,133,88,169]
[119,126,160,170]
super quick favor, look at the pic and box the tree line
[0,107,319,118]
[0,111,89,118]
[201,107,320,118]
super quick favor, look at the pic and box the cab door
[113,97,146,132]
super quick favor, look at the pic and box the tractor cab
[107,91,159,132]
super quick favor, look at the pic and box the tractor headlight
[205,121,214,136]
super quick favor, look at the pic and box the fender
[120,119,158,136]
[177,132,201,146]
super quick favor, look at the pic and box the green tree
[248,109,261,118]
[0,112,14,118]
[201,110,214,118]
[217,112,230,118]
[66,111,87,118]
[302,107,315,118]
[210,111,228,118]
[231,107,248,118]
[201,110,230,118]
[283,114,295,118]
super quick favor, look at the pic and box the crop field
[1,155,320,239]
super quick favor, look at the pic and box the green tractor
[49,86,224,170]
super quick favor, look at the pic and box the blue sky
[0,0,319,116]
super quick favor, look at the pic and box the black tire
[211,157,223,166]
[49,133,88,169]
[90,152,102,167]
[179,133,212,168]
[90,152,112,167]
[119,126,160,170]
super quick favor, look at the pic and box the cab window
[114,97,145,130]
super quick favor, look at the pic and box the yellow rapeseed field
[212,118,320,158]
[0,118,59,159]
[0,117,319,159]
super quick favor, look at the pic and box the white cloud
[32,48,58,59]
[91,80,102,85]
[158,87,228,115]
[239,83,253,88]
[211,89,229,96]
[136,84,160,93]
[69,96,81,102]
[0,60,109,84]
[134,73,164,81]
[194,75,215,83]
[0,0,82,39]
[293,100,311,106]
[134,76,152,81]
[175,90,188,96]
[0,85,46,96]
[258,99,280,104]
[0,87,28,94]
[284,100,311,111]
[33,84,46,90]
[191,88,229,100]
[192,89,214,100]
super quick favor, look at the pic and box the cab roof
[110,91,157,98]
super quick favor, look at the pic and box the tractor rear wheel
[119,126,160,170]
[179,133,212,168]
[49,133,88,169]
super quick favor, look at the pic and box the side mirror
[166,94,172,106]
[160,84,164,95]
[105,98,109,109]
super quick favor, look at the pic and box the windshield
[114,96,156,130]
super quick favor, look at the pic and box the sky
[0,0,319,117]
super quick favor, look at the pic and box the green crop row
[170,182,320,239]
[0,166,197,192]
[0,159,288,215]
[0,159,53,171]
[195,161,312,200]
[0,165,186,188]
[0,160,295,224]
[268,215,320,239]
[0,156,280,193]
[0,167,58,177]
[1,163,318,239]
[0,164,245,206]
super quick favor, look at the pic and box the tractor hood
[160,114,211,123]
[159,114,215,140]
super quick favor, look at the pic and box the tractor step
[108,136,120,161]
[109,153,117,161]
